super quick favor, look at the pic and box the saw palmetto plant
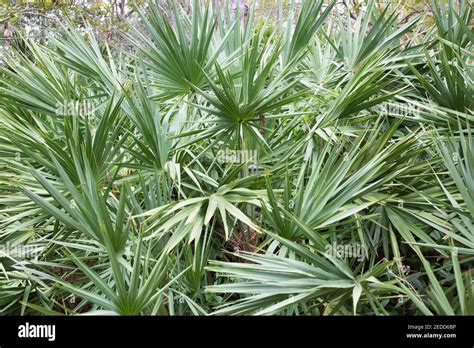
[0,0,473,316]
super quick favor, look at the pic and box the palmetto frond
[0,0,472,316]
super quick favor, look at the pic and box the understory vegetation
[0,0,473,315]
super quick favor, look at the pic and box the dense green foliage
[0,0,473,315]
